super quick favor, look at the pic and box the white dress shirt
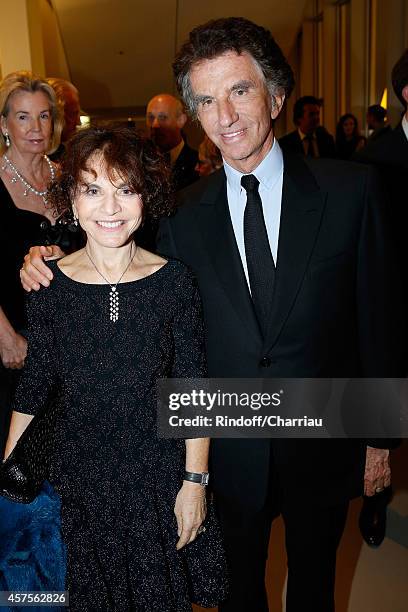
[223,139,284,287]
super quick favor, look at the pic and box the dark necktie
[304,135,315,157]
[242,174,275,337]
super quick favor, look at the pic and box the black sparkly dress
[13,259,228,611]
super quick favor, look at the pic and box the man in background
[354,50,408,548]
[355,51,408,317]
[146,93,198,190]
[279,95,336,158]
[366,104,391,142]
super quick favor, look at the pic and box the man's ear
[271,94,285,120]
[176,112,187,129]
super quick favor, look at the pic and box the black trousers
[216,462,349,612]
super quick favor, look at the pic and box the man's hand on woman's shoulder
[20,245,64,291]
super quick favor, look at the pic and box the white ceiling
[52,0,307,111]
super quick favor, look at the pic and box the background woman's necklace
[85,244,137,322]
[1,154,55,204]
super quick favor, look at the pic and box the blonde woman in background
[0,71,65,454]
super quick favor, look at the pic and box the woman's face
[1,90,53,155]
[72,154,143,250]
[342,117,356,138]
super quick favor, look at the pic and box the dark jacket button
[260,356,271,367]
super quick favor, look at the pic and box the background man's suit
[354,123,408,306]
[279,126,336,158]
[157,151,402,611]
[172,142,199,191]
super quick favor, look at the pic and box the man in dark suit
[138,93,199,249]
[20,18,402,612]
[146,93,199,191]
[355,50,408,270]
[354,48,408,548]
[279,95,336,158]
[157,18,401,612]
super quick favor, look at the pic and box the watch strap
[184,470,209,486]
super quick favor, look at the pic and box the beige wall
[0,0,70,81]
[0,1,33,78]
[40,0,70,79]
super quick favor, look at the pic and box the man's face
[366,112,377,130]
[298,104,320,134]
[62,88,81,141]
[146,95,185,152]
[190,51,284,174]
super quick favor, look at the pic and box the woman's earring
[4,133,10,147]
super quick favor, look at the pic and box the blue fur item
[0,481,66,611]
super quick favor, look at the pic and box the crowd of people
[0,14,407,612]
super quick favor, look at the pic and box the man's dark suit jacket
[354,123,408,313]
[279,127,336,158]
[172,143,199,191]
[135,143,199,250]
[157,152,402,512]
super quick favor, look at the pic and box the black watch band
[184,471,209,486]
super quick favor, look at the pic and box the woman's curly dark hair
[47,125,174,221]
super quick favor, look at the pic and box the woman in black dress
[0,71,75,454]
[4,126,227,611]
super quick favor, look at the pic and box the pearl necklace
[1,154,55,204]
[85,244,137,322]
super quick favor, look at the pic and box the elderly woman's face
[1,90,53,154]
[72,154,143,250]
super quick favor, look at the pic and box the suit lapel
[264,154,327,351]
[197,170,263,346]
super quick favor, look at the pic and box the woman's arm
[185,437,210,473]
[175,437,210,550]
[3,410,34,460]
[170,267,210,549]
[0,306,27,368]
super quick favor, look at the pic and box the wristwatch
[184,470,210,486]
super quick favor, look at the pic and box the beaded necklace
[85,244,137,322]
[1,154,55,204]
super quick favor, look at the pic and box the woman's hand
[174,481,207,550]
[0,331,27,369]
